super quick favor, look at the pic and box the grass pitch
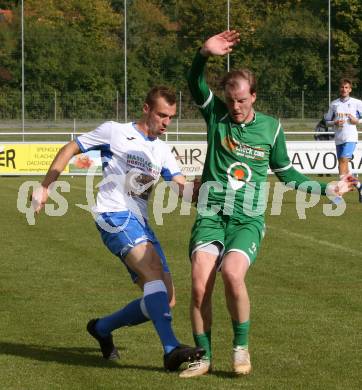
[1,176,361,390]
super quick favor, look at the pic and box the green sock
[193,331,212,360]
[232,320,250,348]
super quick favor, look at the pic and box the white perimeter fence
[1,129,362,175]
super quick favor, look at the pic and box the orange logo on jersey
[223,136,239,152]
[227,162,252,190]
[223,136,265,160]
[233,169,245,180]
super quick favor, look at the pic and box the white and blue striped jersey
[324,97,362,145]
[75,121,181,219]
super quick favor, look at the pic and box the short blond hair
[221,69,257,94]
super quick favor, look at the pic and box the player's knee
[145,256,163,277]
[222,269,245,291]
[224,281,246,302]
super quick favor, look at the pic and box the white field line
[269,226,360,257]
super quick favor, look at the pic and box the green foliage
[331,0,362,85]
[177,0,255,91]
[251,7,327,94]
[0,1,16,8]
[0,4,20,88]
[126,0,179,101]
[1,0,362,119]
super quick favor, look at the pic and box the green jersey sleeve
[270,125,327,195]
[187,49,228,127]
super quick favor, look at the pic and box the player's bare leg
[338,157,350,176]
[179,250,217,378]
[221,251,251,375]
[190,251,218,335]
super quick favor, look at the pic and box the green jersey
[188,50,327,218]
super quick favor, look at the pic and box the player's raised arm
[200,30,240,57]
[188,31,240,124]
[31,140,80,213]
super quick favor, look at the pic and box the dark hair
[145,86,176,108]
[221,69,257,94]
[339,78,352,88]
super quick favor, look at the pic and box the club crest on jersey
[222,136,265,160]
[227,162,252,190]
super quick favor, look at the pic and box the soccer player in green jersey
[179,30,355,378]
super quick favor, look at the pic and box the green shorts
[189,213,266,265]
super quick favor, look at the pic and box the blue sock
[95,298,149,337]
[143,280,179,354]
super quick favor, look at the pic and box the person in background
[324,78,362,202]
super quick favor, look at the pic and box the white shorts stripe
[223,249,251,267]
[191,241,224,259]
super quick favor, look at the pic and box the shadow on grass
[0,341,164,372]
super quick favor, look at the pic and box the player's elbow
[56,141,80,160]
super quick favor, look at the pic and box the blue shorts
[95,211,170,283]
[336,142,357,159]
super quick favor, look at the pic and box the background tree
[330,0,362,89]
[125,0,179,116]
[1,0,362,120]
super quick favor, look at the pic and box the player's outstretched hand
[326,174,357,197]
[31,185,49,213]
[201,30,240,57]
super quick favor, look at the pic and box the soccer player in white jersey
[31,86,205,371]
[324,78,362,202]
